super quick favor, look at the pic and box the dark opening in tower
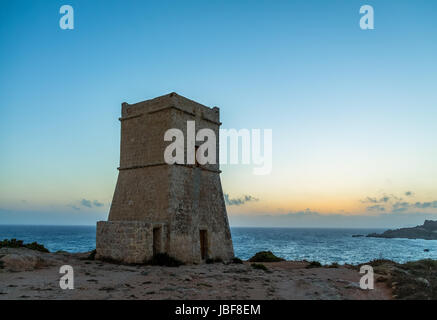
[153,226,162,256]
[199,229,208,260]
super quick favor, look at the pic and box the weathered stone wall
[197,171,234,261]
[168,166,234,263]
[108,166,170,222]
[119,107,173,168]
[164,96,233,263]
[108,102,173,221]
[96,221,155,264]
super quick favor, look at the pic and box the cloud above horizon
[361,191,437,214]
[93,200,104,207]
[67,199,105,211]
[366,204,386,212]
[81,199,92,208]
[224,194,259,206]
[229,209,437,228]
[361,194,402,205]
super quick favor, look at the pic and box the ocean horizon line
[0,224,387,230]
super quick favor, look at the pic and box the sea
[0,225,436,265]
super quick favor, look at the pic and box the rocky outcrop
[1,248,50,271]
[367,220,437,240]
[367,258,437,299]
[0,248,63,272]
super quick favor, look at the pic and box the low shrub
[87,249,96,260]
[248,251,285,263]
[358,258,437,299]
[206,257,223,264]
[251,263,268,271]
[0,239,49,253]
[402,259,437,271]
[367,259,397,267]
[327,262,339,268]
[306,261,322,269]
[232,257,243,264]
[145,253,184,267]
[391,259,437,299]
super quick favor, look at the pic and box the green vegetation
[0,239,49,253]
[206,257,223,264]
[87,249,96,260]
[327,262,339,268]
[248,251,285,262]
[366,258,437,299]
[368,259,397,267]
[145,253,184,267]
[403,259,437,270]
[251,263,268,271]
[305,261,322,269]
[232,257,243,264]
[392,259,437,300]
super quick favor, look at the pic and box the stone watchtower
[96,93,234,264]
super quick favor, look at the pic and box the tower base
[96,220,234,264]
[96,221,157,264]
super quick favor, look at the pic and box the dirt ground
[0,248,391,300]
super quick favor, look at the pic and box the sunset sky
[1,0,437,227]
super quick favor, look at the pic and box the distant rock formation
[367,220,437,240]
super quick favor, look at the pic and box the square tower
[96,93,234,264]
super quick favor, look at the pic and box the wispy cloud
[362,191,437,213]
[81,199,92,208]
[366,204,386,212]
[361,194,402,204]
[224,194,259,206]
[413,201,437,209]
[67,199,105,210]
[229,210,437,228]
[93,200,104,207]
[392,201,410,213]
[67,204,80,211]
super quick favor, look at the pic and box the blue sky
[1,0,437,227]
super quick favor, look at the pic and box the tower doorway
[199,229,208,260]
[153,226,162,256]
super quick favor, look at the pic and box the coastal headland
[367,220,437,240]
